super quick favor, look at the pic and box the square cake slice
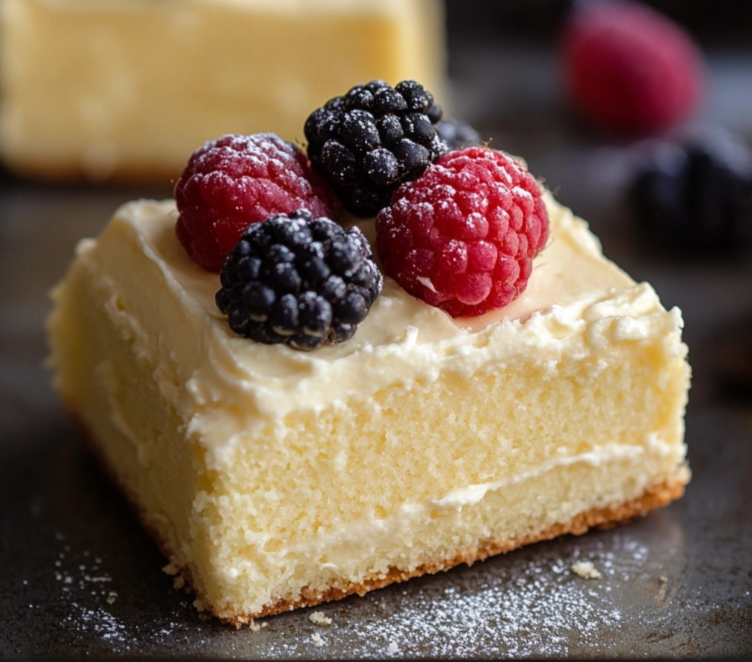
[47,195,690,624]
[0,0,443,182]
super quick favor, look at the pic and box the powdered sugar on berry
[175,133,332,272]
[375,147,549,317]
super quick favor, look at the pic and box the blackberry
[630,133,752,254]
[436,119,483,151]
[305,80,447,217]
[715,310,752,398]
[216,210,383,351]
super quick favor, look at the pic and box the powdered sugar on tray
[42,524,671,658]
[244,533,659,659]
[52,531,115,601]
[344,556,624,658]
[50,531,132,650]
[48,530,211,655]
[63,604,129,645]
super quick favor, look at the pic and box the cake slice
[0,0,443,182]
[47,193,690,624]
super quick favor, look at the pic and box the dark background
[446,0,752,42]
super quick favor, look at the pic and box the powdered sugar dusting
[52,531,114,599]
[348,556,624,657]
[47,530,211,655]
[245,533,661,659]
[63,605,130,646]
[41,524,678,658]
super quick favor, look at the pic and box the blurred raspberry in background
[562,1,704,134]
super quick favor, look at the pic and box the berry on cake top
[376,147,549,318]
[215,210,382,351]
[305,80,446,217]
[173,81,549,345]
[436,119,483,151]
[175,133,332,272]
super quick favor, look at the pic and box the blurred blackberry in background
[714,310,752,399]
[436,120,483,151]
[630,132,752,254]
[305,80,446,217]
[216,210,383,351]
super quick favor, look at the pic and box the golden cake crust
[69,404,688,627]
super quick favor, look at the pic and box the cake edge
[67,403,689,627]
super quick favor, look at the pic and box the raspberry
[175,133,332,272]
[375,147,549,317]
[436,119,483,151]
[216,210,383,351]
[562,1,703,134]
[304,80,446,217]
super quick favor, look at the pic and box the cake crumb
[571,561,602,579]
[387,641,399,654]
[658,575,668,583]
[379,602,387,610]
[193,598,205,612]
[311,633,325,647]
[249,620,261,632]
[309,611,332,626]
[173,575,185,590]
[106,592,118,605]
[162,562,179,576]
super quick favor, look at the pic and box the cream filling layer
[69,197,686,471]
[227,435,683,579]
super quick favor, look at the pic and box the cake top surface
[140,194,635,333]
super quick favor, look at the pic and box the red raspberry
[175,134,332,271]
[563,1,704,134]
[375,147,549,318]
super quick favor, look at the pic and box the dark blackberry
[714,309,752,398]
[436,119,483,151]
[216,210,383,351]
[305,79,447,217]
[630,133,752,254]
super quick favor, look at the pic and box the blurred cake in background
[0,0,445,183]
